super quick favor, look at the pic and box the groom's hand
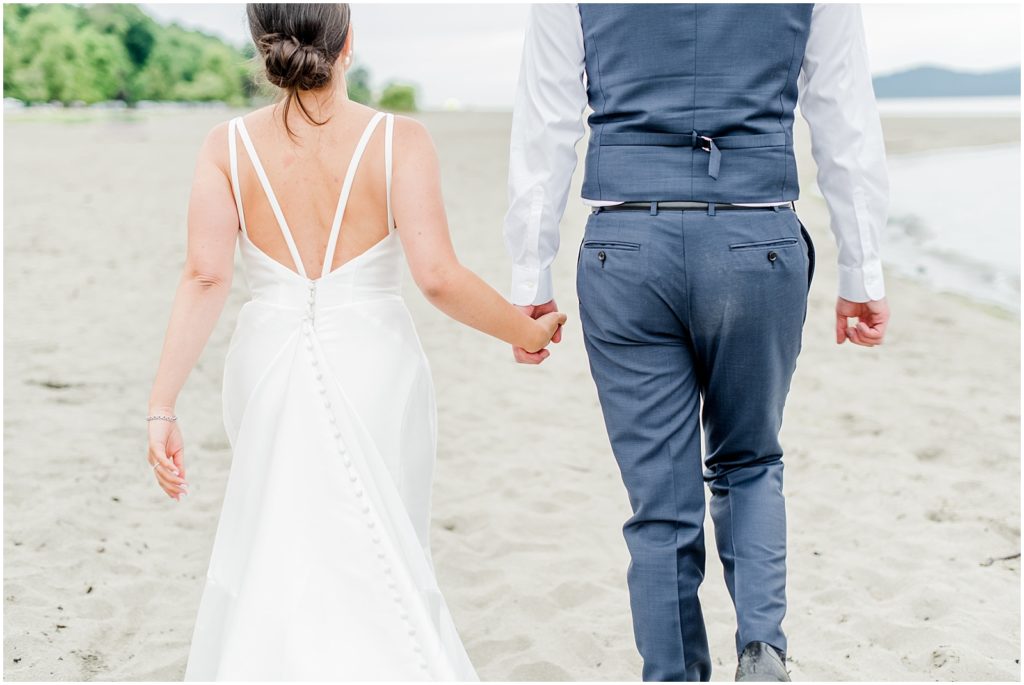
[836,296,889,347]
[513,299,562,364]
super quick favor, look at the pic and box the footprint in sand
[915,446,944,462]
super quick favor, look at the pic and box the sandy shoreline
[3,109,1020,681]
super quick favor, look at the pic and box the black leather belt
[596,201,792,213]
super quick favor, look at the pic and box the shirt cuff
[837,259,886,302]
[510,265,554,306]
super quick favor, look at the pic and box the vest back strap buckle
[691,131,721,179]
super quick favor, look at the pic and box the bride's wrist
[148,402,176,416]
[517,315,545,353]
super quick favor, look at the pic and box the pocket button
[767,250,778,263]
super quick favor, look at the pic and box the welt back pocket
[583,240,640,251]
[728,237,799,251]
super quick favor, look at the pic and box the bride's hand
[147,414,188,501]
[523,311,569,354]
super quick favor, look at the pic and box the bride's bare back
[232,101,391,277]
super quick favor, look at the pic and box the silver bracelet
[146,415,178,423]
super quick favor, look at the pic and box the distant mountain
[872,66,1021,98]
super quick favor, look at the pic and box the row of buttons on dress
[302,279,429,675]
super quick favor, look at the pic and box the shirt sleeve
[798,3,889,302]
[503,3,588,306]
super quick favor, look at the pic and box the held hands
[514,300,565,364]
[147,410,189,501]
[836,296,890,347]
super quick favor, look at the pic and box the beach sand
[3,108,1019,681]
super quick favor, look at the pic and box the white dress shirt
[504,3,889,305]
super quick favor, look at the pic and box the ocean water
[883,143,1020,311]
[876,96,1021,117]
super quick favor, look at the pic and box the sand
[3,107,1020,681]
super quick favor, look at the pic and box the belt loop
[649,201,658,216]
[790,200,797,212]
[707,201,716,217]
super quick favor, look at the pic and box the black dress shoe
[735,641,790,681]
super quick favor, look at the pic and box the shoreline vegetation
[2,4,419,112]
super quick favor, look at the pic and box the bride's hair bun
[246,4,351,135]
[259,33,333,91]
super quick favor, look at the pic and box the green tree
[378,82,417,112]
[130,24,247,104]
[1,4,407,109]
[86,4,158,69]
[79,26,132,102]
[5,5,131,104]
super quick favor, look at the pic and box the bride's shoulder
[387,114,438,165]
[194,107,269,170]
[204,105,272,143]
[191,118,234,173]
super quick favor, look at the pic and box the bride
[145,3,564,680]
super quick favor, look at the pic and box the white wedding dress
[183,111,477,681]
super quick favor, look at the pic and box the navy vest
[579,3,813,203]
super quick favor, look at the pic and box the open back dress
[183,110,477,681]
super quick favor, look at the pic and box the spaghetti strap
[235,116,308,279]
[320,111,386,279]
[385,113,395,232]
[227,118,248,237]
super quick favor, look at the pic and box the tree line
[3,4,417,110]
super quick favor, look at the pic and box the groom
[504,4,891,681]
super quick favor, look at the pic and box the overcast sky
[143,3,1022,109]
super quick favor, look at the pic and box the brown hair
[246,3,351,136]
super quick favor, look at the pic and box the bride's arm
[391,117,566,353]
[147,122,239,500]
